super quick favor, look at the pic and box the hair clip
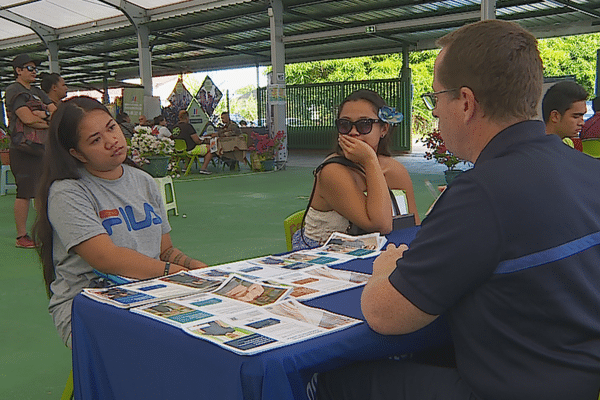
[378,106,403,124]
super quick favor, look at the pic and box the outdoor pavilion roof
[0,0,599,92]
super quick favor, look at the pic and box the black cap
[12,53,40,69]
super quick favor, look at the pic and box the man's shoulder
[5,82,28,100]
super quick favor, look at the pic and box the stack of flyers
[318,232,387,258]
[82,271,222,309]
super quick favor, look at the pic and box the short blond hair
[436,20,543,122]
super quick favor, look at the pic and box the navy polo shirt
[390,121,600,400]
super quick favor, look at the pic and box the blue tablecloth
[72,226,451,400]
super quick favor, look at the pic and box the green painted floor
[0,150,445,399]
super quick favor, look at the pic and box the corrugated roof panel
[10,0,121,30]
[0,19,33,40]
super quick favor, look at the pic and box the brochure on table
[132,286,361,355]
[83,231,386,354]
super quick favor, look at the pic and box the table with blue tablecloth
[71,226,451,400]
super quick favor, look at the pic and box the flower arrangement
[0,135,10,151]
[419,128,464,171]
[248,130,285,161]
[0,130,10,165]
[129,127,175,169]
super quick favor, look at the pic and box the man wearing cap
[6,53,56,249]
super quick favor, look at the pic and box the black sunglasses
[23,65,38,73]
[336,118,382,135]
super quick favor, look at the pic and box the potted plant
[0,130,10,166]
[129,127,175,177]
[248,130,285,171]
[420,128,466,184]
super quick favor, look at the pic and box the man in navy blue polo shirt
[317,20,600,400]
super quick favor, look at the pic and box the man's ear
[549,109,562,124]
[460,87,478,123]
[69,148,87,164]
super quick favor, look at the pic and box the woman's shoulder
[378,156,412,187]
[378,155,408,172]
[318,154,362,173]
[48,176,91,200]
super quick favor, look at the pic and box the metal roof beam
[545,0,600,19]
[284,11,480,44]
[283,7,412,46]
[153,31,270,61]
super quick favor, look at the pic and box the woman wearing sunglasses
[293,89,418,249]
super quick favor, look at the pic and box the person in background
[217,112,242,137]
[32,96,208,348]
[172,110,213,175]
[317,20,600,400]
[134,115,149,132]
[580,96,600,140]
[292,89,418,250]
[40,72,68,106]
[115,112,135,139]
[542,80,588,150]
[6,53,57,249]
[153,115,172,139]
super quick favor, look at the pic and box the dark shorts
[9,147,43,199]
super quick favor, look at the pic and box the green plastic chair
[174,139,199,176]
[284,210,306,251]
[61,369,74,400]
[581,139,600,158]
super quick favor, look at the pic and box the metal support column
[481,0,496,20]
[399,46,412,151]
[47,41,60,73]
[137,24,153,98]
[99,0,153,97]
[594,49,600,97]
[268,0,287,167]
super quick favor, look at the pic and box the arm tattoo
[184,256,192,268]
[173,252,184,265]
[160,248,175,262]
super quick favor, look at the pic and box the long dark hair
[33,96,119,297]
[334,89,395,157]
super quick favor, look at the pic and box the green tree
[539,33,600,95]
[279,32,600,136]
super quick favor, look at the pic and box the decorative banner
[187,98,210,134]
[165,76,194,127]
[196,76,222,116]
[168,76,193,110]
[122,88,145,124]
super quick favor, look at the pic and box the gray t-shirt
[47,165,171,345]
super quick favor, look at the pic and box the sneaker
[198,169,212,175]
[16,234,36,249]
